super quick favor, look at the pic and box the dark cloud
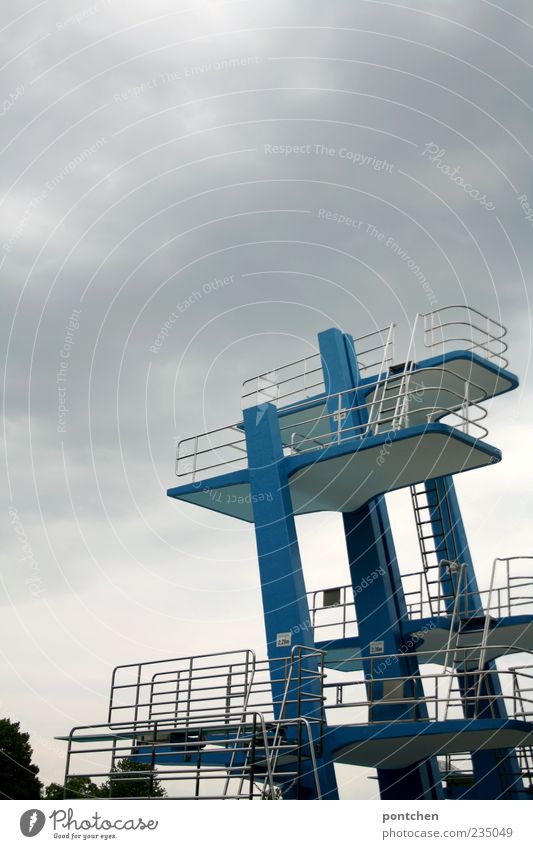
[1,0,532,795]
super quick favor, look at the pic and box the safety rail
[241,352,324,409]
[308,585,357,640]
[284,366,488,452]
[442,749,533,791]
[239,305,509,413]
[324,649,533,725]
[240,325,395,409]
[356,324,396,375]
[176,366,490,481]
[174,424,247,480]
[420,305,508,369]
[108,647,325,734]
[511,665,533,722]
[62,711,321,800]
[62,646,326,800]
[403,557,533,620]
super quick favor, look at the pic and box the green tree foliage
[44,758,166,799]
[101,759,166,798]
[44,776,105,799]
[0,718,43,800]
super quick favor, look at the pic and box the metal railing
[403,557,533,621]
[108,648,325,729]
[420,305,509,368]
[284,366,488,453]
[176,366,490,482]
[240,325,395,410]
[241,352,324,409]
[63,646,326,800]
[308,585,357,640]
[62,712,321,800]
[442,748,533,791]
[324,648,533,725]
[356,324,396,375]
[174,424,247,481]
[239,305,508,414]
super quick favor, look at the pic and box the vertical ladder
[442,562,484,719]
[410,481,461,616]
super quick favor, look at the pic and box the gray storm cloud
[1,0,533,796]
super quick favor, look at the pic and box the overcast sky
[1,0,533,797]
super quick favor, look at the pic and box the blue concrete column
[426,476,482,617]
[318,328,366,441]
[344,501,444,799]
[243,402,339,799]
[319,330,444,799]
[426,474,526,799]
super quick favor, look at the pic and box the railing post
[134,665,141,724]
[191,435,198,483]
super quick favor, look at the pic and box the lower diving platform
[57,645,533,797]
[331,719,533,769]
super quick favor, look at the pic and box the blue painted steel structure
[60,306,533,799]
[163,307,533,799]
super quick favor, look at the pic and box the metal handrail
[442,748,533,789]
[176,324,506,483]
[109,647,325,734]
[242,353,324,409]
[68,647,327,800]
[324,653,533,725]
[63,711,321,800]
[403,557,533,620]
[308,585,357,639]
[420,305,509,368]
[264,646,325,799]
[284,367,489,453]
[176,365,491,482]
[174,424,247,480]
[310,572,533,631]
[240,324,395,410]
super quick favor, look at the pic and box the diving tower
[59,305,533,800]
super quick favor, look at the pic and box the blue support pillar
[318,329,444,800]
[344,503,444,799]
[426,475,526,799]
[243,402,339,799]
